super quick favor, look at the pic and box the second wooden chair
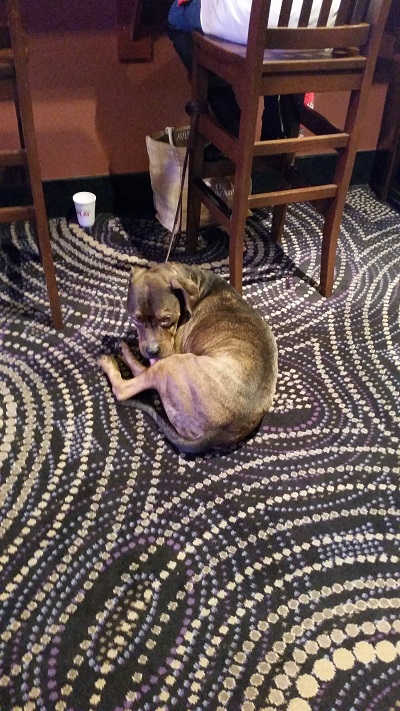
[185,0,392,296]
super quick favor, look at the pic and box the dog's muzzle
[145,343,161,358]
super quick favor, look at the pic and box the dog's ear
[170,275,199,316]
[130,264,149,283]
[127,265,147,314]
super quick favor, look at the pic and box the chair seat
[195,32,368,74]
[261,49,367,74]
[195,33,368,97]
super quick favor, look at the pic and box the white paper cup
[73,191,96,228]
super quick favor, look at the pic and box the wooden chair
[370,0,400,202]
[0,0,62,328]
[185,0,392,296]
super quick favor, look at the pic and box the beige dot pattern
[0,187,399,709]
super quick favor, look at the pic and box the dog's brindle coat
[98,262,278,454]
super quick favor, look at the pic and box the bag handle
[165,100,209,262]
[165,126,175,146]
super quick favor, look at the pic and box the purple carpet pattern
[0,186,399,711]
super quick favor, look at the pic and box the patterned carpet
[0,186,399,711]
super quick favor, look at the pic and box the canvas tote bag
[146,125,233,232]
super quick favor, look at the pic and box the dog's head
[126,263,200,361]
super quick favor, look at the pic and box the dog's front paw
[98,354,119,375]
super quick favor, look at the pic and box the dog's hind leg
[98,354,216,454]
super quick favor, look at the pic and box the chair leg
[185,63,209,255]
[319,93,361,297]
[228,168,254,293]
[18,105,63,329]
[268,149,296,244]
[229,221,247,292]
[185,109,207,255]
[186,138,204,255]
[34,199,63,329]
[271,204,287,244]
[319,197,344,297]
[8,0,63,329]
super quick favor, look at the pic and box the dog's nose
[146,344,160,358]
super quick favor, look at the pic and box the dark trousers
[167,24,303,141]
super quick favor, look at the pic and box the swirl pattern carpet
[0,186,399,711]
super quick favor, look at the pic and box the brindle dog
[98,262,278,454]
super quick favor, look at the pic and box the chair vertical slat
[335,0,353,25]
[361,0,373,21]
[317,0,334,26]
[352,0,370,23]
[298,0,314,26]
[278,0,294,26]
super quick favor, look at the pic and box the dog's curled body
[98,262,278,454]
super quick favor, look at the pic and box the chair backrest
[246,0,392,56]
[238,0,393,106]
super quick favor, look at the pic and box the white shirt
[200,0,340,45]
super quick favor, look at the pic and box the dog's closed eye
[159,315,173,328]
[130,313,174,330]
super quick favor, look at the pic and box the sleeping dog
[98,262,278,454]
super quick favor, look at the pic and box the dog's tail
[119,399,217,455]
